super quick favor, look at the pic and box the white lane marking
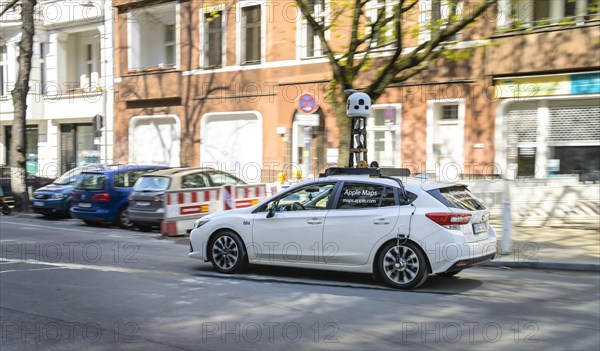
[0,221,94,233]
[1,267,65,274]
[0,258,187,276]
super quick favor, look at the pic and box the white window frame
[297,0,330,59]
[164,24,176,67]
[39,42,48,95]
[366,0,399,50]
[200,4,226,68]
[367,104,402,167]
[418,0,461,44]
[0,44,8,97]
[236,1,266,65]
[127,2,179,71]
[426,98,466,173]
[506,0,591,29]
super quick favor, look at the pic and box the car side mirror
[266,202,276,218]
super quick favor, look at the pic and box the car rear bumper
[427,225,498,274]
[71,208,114,222]
[128,209,163,225]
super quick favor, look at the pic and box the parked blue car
[71,165,168,228]
[32,165,102,218]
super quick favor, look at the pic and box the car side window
[182,173,208,188]
[270,183,335,211]
[208,172,241,186]
[114,170,148,188]
[336,183,397,209]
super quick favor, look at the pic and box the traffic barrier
[160,184,268,236]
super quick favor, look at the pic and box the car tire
[209,231,248,274]
[116,206,134,229]
[378,240,429,289]
[436,270,462,277]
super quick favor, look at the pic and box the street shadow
[192,263,484,294]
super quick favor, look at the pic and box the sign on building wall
[496,72,600,98]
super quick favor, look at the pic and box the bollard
[501,200,512,254]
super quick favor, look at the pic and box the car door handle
[307,218,323,225]
[373,218,390,225]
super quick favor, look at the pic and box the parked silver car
[128,168,244,231]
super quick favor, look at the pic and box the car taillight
[153,194,163,202]
[71,192,77,200]
[92,193,111,202]
[426,213,472,229]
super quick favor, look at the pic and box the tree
[0,0,37,211]
[296,0,495,166]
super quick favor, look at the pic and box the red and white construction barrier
[161,184,267,236]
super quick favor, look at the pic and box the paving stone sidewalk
[485,224,600,271]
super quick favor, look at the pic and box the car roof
[139,167,231,178]
[307,175,464,192]
[80,165,169,175]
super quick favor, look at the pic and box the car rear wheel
[379,241,429,289]
[116,206,134,229]
[209,231,248,274]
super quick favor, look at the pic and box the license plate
[136,201,150,207]
[473,222,487,234]
[79,202,92,208]
[33,201,43,207]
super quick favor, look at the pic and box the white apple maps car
[189,169,497,289]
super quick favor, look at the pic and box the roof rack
[321,167,410,177]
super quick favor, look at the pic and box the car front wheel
[209,231,248,274]
[379,241,429,289]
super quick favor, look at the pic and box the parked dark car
[0,166,56,196]
[71,165,169,228]
[128,168,244,231]
[32,165,104,218]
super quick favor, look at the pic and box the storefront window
[60,123,99,173]
[549,146,600,182]
[4,125,38,174]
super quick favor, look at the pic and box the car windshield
[54,169,81,185]
[75,173,106,191]
[133,176,170,191]
[435,186,486,211]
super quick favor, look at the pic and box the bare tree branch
[0,0,19,18]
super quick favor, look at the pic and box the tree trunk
[9,0,37,212]
[333,101,351,168]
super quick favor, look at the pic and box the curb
[483,261,600,272]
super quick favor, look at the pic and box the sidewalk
[484,224,600,272]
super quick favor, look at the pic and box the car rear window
[133,176,171,191]
[75,174,106,191]
[429,186,486,211]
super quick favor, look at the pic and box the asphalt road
[1,214,599,351]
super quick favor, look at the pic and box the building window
[441,104,459,120]
[164,24,176,67]
[0,45,7,97]
[204,11,223,68]
[129,3,177,70]
[300,0,327,58]
[431,0,458,41]
[507,0,598,28]
[367,105,401,167]
[4,125,39,173]
[241,5,261,64]
[40,43,47,95]
[368,0,399,49]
